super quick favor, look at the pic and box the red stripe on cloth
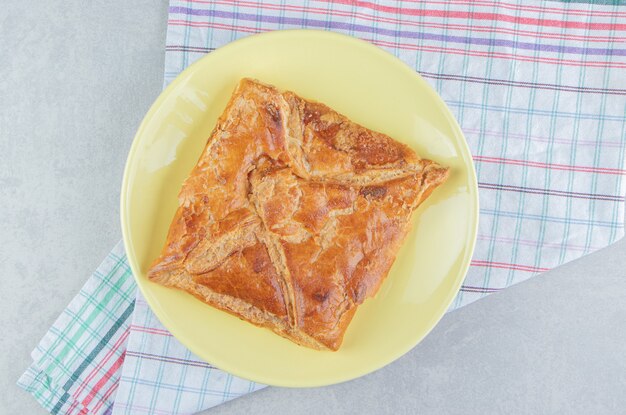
[394,0,626,17]
[473,155,626,175]
[169,19,258,33]
[324,0,626,31]
[91,376,120,414]
[130,325,173,337]
[189,0,625,42]
[471,260,549,273]
[72,329,129,397]
[65,328,129,413]
[80,352,126,409]
[167,20,626,69]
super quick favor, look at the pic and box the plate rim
[120,29,479,387]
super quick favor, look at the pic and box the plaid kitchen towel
[19,0,626,414]
[17,242,134,415]
[17,242,263,415]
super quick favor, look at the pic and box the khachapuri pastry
[148,79,449,350]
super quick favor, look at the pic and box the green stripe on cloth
[50,301,135,415]
[43,260,130,376]
[18,241,134,415]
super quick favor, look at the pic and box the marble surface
[1,1,625,414]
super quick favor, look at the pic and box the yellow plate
[121,30,478,387]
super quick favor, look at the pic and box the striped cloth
[19,0,626,414]
[18,243,134,415]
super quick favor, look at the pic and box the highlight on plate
[148,78,449,350]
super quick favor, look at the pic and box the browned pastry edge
[149,268,330,349]
[147,79,449,351]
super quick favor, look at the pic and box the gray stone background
[1,2,625,414]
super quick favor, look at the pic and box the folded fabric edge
[450,224,625,310]
[17,364,102,415]
[111,288,268,415]
[17,241,132,415]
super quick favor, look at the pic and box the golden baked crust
[148,79,449,351]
